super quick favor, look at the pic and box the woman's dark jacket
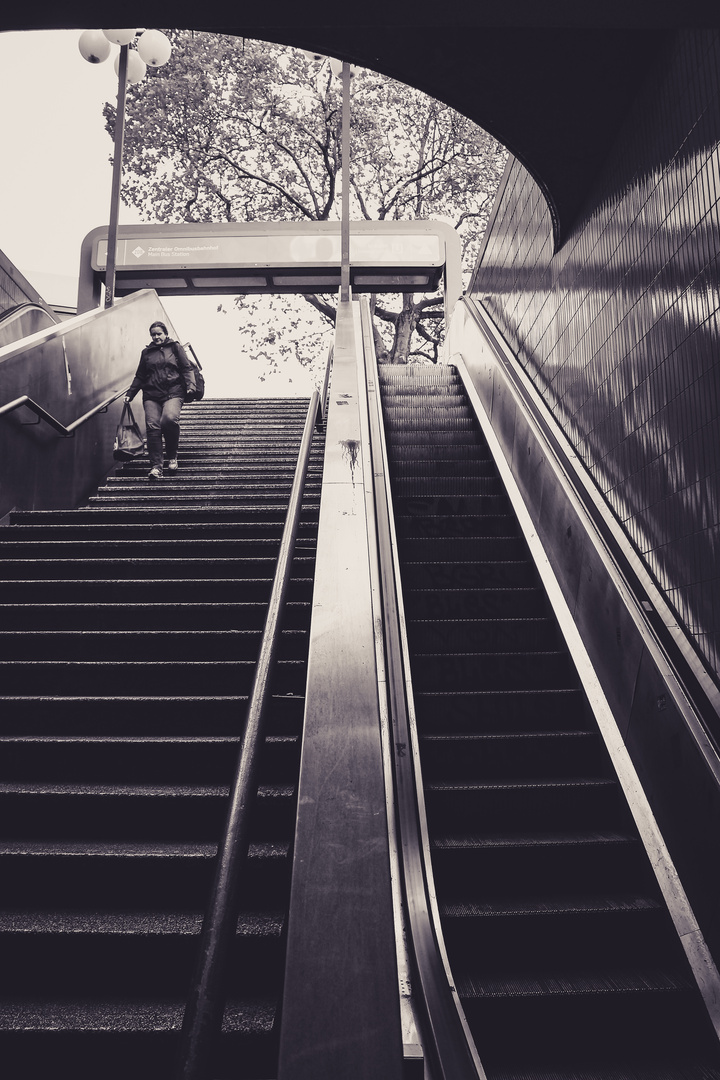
[127,339,197,403]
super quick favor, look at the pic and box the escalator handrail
[459,296,720,773]
[0,302,58,328]
[175,387,323,1080]
[359,298,486,1080]
[0,386,132,437]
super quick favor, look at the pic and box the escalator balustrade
[379,363,720,1079]
[0,397,324,1079]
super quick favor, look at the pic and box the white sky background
[0,29,328,397]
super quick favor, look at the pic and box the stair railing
[0,385,131,437]
[318,343,333,427]
[175,381,326,1080]
[1,336,202,438]
[359,298,486,1080]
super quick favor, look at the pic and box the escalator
[378,362,720,1079]
[0,396,324,1079]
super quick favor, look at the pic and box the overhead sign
[78,220,462,317]
[92,231,443,271]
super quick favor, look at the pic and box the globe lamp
[78,30,111,64]
[114,49,147,84]
[103,29,136,46]
[137,29,172,67]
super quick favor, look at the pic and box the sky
[0,29,327,397]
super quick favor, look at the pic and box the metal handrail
[0,385,131,437]
[360,298,486,1080]
[176,387,324,1080]
[318,342,333,427]
[0,302,58,328]
[0,334,202,438]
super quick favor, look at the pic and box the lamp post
[309,53,353,303]
[78,28,172,308]
[340,60,351,303]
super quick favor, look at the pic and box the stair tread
[0,996,275,1031]
[0,628,302,636]
[0,658,303,667]
[0,557,310,566]
[0,540,307,550]
[0,839,288,857]
[0,694,303,703]
[0,909,284,934]
[0,576,313,584]
[0,735,294,746]
[0,782,294,797]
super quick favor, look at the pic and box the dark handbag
[113,402,145,460]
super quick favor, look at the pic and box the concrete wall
[0,290,176,521]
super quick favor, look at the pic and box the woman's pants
[143,396,183,467]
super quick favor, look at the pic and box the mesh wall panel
[472,30,720,680]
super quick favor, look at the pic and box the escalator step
[410,649,577,690]
[419,732,603,779]
[414,688,587,732]
[424,776,625,830]
[404,586,549,619]
[401,559,538,588]
[395,513,518,539]
[392,476,505,496]
[408,617,562,651]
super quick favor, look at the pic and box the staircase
[379,364,720,1079]
[0,397,324,1079]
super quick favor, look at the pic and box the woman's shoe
[148,467,163,480]
[166,459,179,471]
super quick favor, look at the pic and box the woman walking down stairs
[0,398,324,1080]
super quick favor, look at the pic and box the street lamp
[78,28,172,308]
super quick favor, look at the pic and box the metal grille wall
[471,29,720,683]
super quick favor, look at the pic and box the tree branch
[205,147,318,219]
[454,199,491,229]
[302,293,337,325]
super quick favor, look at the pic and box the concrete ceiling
[5,2,713,247]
